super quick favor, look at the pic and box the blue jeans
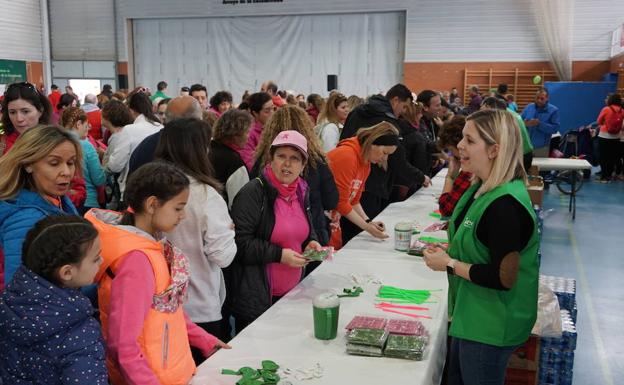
[448,337,518,385]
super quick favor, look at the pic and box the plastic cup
[394,222,413,251]
[313,292,340,340]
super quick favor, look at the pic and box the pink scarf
[224,142,242,152]
[151,239,190,313]
[264,164,300,201]
[209,107,222,117]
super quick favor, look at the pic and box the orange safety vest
[86,209,195,385]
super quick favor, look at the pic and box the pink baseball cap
[271,130,308,160]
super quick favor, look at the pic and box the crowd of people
[0,76,621,385]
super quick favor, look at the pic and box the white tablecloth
[531,157,592,171]
[192,170,449,385]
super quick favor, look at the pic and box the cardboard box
[505,335,540,385]
[527,176,544,208]
[506,368,539,385]
[528,165,539,176]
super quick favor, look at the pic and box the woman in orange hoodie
[86,162,230,385]
[327,121,400,248]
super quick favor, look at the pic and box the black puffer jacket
[250,159,338,245]
[225,174,317,321]
[210,140,250,208]
[417,116,442,176]
[340,95,398,140]
[398,119,434,177]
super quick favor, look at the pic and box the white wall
[114,0,624,63]
[133,12,405,100]
[49,0,116,60]
[0,0,44,61]
[2,0,622,64]
[572,1,624,60]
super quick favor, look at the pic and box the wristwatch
[446,259,457,275]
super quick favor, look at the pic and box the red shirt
[438,171,472,218]
[0,131,20,156]
[272,95,285,107]
[86,109,103,140]
[48,90,61,113]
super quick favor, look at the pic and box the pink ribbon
[376,302,429,311]
[376,307,432,319]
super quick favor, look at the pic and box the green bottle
[313,292,340,340]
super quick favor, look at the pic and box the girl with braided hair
[0,215,108,384]
[85,162,230,385]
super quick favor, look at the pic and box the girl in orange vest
[86,162,230,385]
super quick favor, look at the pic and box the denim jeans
[448,337,518,385]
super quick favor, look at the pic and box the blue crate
[539,310,576,385]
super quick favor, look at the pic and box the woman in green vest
[423,109,539,385]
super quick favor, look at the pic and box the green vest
[447,179,539,347]
[509,108,534,154]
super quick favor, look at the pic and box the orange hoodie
[327,137,371,216]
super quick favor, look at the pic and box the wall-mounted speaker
[117,74,128,90]
[327,74,338,92]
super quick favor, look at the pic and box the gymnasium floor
[538,175,624,385]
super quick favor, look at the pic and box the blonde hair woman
[0,125,82,288]
[346,95,364,112]
[327,121,399,248]
[402,101,424,129]
[315,93,349,152]
[252,105,338,246]
[423,109,538,385]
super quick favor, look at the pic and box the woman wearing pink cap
[227,130,321,333]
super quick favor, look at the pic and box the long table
[531,157,592,220]
[192,170,449,385]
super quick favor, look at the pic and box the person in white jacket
[315,92,349,152]
[101,100,133,168]
[105,92,162,197]
[155,117,236,346]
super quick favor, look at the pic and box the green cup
[313,292,340,340]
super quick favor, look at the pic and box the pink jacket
[239,120,263,170]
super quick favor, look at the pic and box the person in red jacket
[596,93,624,182]
[327,121,399,248]
[261,80,285,108]
[48,84,62,114]
[83,94,103,141]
